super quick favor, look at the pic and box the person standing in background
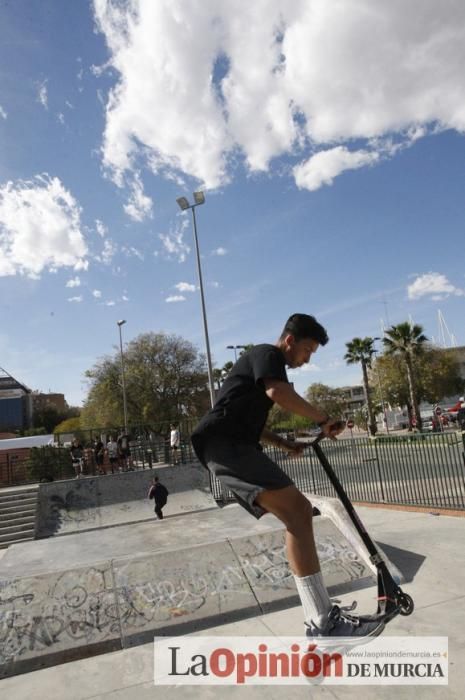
[148,476,169,519]
[169,424,180,465]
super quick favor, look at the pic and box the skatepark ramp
[35,463,215,538]
[0,495,403,678]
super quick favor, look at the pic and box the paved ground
[1,505,463,699]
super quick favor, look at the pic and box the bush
[27,446,74,482]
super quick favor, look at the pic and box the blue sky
[1,1,465,407]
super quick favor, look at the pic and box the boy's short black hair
[280,313,329,345]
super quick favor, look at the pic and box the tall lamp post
[117,320,129,433]
[176,191,215,408]
[226,345,246,362]
[372,338,389,434]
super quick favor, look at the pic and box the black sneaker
[306,605,385,640]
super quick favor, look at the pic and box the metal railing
[210,432,465,511]
[2,424,465,512]
[0,420,200,487]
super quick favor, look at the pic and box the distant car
[422,418,434,432]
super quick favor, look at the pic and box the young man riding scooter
[192,313,385,639]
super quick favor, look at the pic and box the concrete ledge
[114,540,260,648]
[0,560,121,678]
[0,496,404,678]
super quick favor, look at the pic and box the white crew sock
[294,571,332,628]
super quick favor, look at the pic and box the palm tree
[344,337,378,436]
[382,322,428,430]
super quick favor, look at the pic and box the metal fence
[2,424,465,512]
[0,420,199,486]
[210,432,465,511]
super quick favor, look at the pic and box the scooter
[310,425,414,624]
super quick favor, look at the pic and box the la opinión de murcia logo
[154,636,448,686]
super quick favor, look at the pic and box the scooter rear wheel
[397,592,414,616]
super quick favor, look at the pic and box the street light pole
[226,345,246,362]
[176,192,215,408]
[372,341,389,434]
[117,320,129,433]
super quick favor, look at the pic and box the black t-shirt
[191,344,288,462]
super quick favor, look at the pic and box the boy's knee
[281,493,314,530]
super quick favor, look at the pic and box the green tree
[22,426,48,437]
[27,446,74,482]
[419,347,465,404]
[81,332,209,428]
[373,347,464,409]
[212,368,224,391]
[304,383,347,419]
[239,344,254,354]
[344,337,377,435]
[31,404,80,434]
[54,416,82,435]
[382,322,428,429]
[266,404,310,432]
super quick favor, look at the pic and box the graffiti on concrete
[318,536,367,580]
[0,566,118,666]
[0,527,371,672]
[118,576,211,624]
[115,532,369,631]
[40,489,98,536]
[238,540,292,589]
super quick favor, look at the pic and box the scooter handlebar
[312,420,346,445]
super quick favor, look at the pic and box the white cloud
[288,363,321,376]
[0,105,7,120]
[211,247,228,256]
[407,272,465,300]
[68,295,83,303]
[66,276,81,288]
[166,295,186,303]
[95,219,108,237]
[123,173,153,221]
[93,0,465,190]
[37,80,48,109]
[95,238,118,265]
[105,300,116,306]
[293,147,379,191]
[0,175,88,278]
[175,282,196,293]
[121,245,144,261]
[92,289,102,298]
[158,218,190,263]
[57,112,65,125]
[122,294,129,301]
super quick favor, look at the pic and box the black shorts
[203,435,294,519]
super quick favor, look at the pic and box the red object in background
[411,417,417,427]
[447,400,463,412]
[347,420,354,429]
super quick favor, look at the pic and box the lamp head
[117,319,126,327]
[176,196,190,211]
[193,191,205,205]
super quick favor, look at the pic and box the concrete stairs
[0,486,38,549]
